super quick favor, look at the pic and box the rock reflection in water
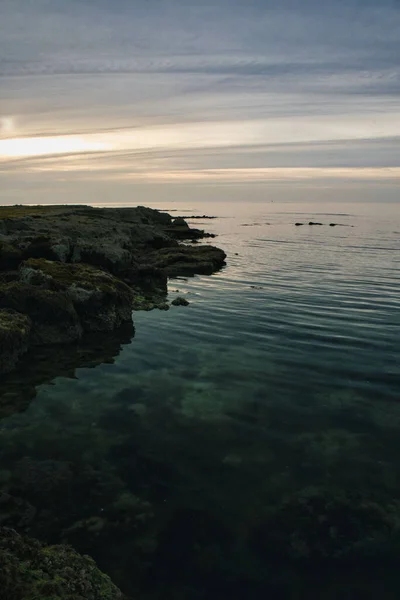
[0,322,135,419]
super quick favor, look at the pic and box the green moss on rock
[0,527,122,599]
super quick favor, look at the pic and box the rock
[329,223,337,227]
[71,241,132,274]
[0,493,37,530]
[295,223,304,226]
[0,205,226,373]
[0,527,122,599]
[252,488,400,562]
[0,241,22,270]
[19,259,134,332]
[165,217,215,240]
[309,221,323,225]
[0,309,31,375]
[171,217,190,229]
[171,296,190,306]
[21,235,65,262]
[0,281,82,345]
[148,245,226,277]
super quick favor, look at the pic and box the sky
[0,0,399,205]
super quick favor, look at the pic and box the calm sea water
[1,200,400,599]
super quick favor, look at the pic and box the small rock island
[0,205,226,376]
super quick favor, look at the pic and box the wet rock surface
[0,205,226,375]
[0,527,122,599]
[171,296,190,306]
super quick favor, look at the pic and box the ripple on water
[1,200,400,599]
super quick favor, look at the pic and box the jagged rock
[171,296,190,306]
[0,205,226,373]
[165,216,215,240]
[148,245,226,276]
[0,309,31,375]
[19,259,134,332]
[0,527,122,599]
[0,241,22,270]
[71,241,132,274]
[0,281,82,345]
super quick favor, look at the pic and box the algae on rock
[0,527,122,600]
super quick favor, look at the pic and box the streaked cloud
[0,0,399,203]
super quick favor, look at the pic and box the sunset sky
[1,0,399,205]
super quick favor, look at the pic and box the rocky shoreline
[0,205,226,376]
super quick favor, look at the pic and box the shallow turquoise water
[1,200,400,598]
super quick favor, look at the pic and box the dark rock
[0,281,82,345]
[171,296,190,306]
[0,205,226,373]
[295,223,304,226]
[71,241,132,274]
[309,222,323,225]
[148,245,226,277]
[21,235,69,262]
[0,493,36,530]
[0,527,122,599]
[19,259,134,333]
[0,309,31,375]
[171,217,190,229]
[252,488,400,562]
[330,223,337,227]
[0,241,22,270]
[177,214,216,219]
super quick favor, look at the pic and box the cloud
[0,0,399,202]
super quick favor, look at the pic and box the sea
[1,199,399,599]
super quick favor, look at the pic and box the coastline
[0,205,226,377]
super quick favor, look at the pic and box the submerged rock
[0,527,122,599]
[0,309,31,374]
[253,488,400,562]
[0,321,135,418]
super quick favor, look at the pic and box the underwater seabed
[1,319,400,598]
[1,200,400,599]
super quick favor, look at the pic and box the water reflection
[0,201,399,599]
[0,322,134,418]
